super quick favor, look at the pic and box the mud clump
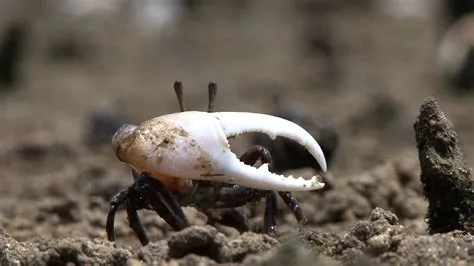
[224,231,280,262]
[303,158,426,227]
[243,236,340,266]
[247,208,474,265]
[0,225,280,265]
[334,207,411,260]
[167,225,227,261]
[0,233,132,265]
[328,208,474,265]
[414,97,474,234]
[167,225,279,263]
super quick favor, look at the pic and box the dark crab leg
[196,146,275,233]
[214,146,306,234]
[140,183,189,231]
[212,186,307,234]
[239,145,272,166]
[125,196,149,246]
[264,191,279,235]
[214,185,267,208]
[204,208,250,233]
[240,145,307,226]
[107,171,189,245]
[106,189,128,242]
[133,171,189,230]
[277,191,306,225]
[106,187,152,245]
[205,145,272,208]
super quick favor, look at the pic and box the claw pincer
[112,111,327,192]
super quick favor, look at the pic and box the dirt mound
[2,208,473,265]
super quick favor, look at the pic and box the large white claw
[213,112,327,171]
[211,112,327,191]
[113,111,328,192]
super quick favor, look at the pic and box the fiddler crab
[107,81,328,246]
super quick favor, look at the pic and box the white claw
[213,151,325,191]
[209,112,327,191]
[213,112,327,172]
[259,163,270,171]
[113,111,328,192]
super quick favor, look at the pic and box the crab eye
[112,124,138,162]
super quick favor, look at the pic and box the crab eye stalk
[174,80,186,112]
[208,82,217,113]
[112,124,138,162]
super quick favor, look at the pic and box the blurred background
[1,0,474,174]
[2,0,474,173]
[0,0,474,246]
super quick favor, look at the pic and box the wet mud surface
[1,1,474,265]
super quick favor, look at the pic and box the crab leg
[125,197,149,246]
[204,208,250,233]
[278,191,306,224]
[133,171,189,230]
[132,171,189,231]
[106,189,128,242]
[141,184,188,231]
[264,191,278,235]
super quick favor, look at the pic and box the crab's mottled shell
[112,111,327,192]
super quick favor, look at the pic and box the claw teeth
[257,163,323,186]
[227,156,325,191]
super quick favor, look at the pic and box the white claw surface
[209,112,326,191]
[213,112,327,172]
[113,111,328,192]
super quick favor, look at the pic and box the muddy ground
[0,0,473,265]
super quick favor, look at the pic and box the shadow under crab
[106,81,322,246]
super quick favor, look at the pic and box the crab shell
[112,111,327,192]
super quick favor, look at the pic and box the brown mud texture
[2,95,474,265]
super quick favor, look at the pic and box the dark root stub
[414,96,474,234]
